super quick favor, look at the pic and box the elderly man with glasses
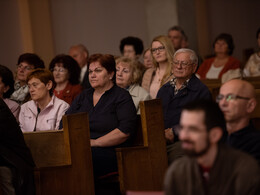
[217,79,260,164]
[156,48,211,164]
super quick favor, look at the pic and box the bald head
[69,44,89,68]
[221,79,255,99]
[218,79,257,132]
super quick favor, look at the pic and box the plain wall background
[0,0,259,73]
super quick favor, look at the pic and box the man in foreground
[164,100,260,195]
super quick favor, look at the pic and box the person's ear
[209,127,223,144]
[46,81,53,90]
[192,64,198,73]
[246,98,257,113]
[109,72,115,80]
[3,85,10,94]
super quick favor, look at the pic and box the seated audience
[64,54,137,177]
[19,69,69,132]
[197,33,241,83]
[142,48,153,69]
[10,53,45,104]
[116,57,151,114]
[164,100,260,195]
[142,35,175,99]
[49,54,82,105]
[0,65,20,120]
[0,98,35,195]
[69,44,91,89]
[119,36,145,82]
[243,27,260,77]
[217,79,260,164]
[157,48,211,163]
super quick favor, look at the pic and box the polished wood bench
[23,112,95,195]
[116,99,168,194]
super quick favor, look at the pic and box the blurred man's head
[176,100,225,158]
[168,26,187,51]
[69,44,89,68]
[119,36,144,60]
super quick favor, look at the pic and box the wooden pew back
[23,112,95,195]
[116,99,168,194]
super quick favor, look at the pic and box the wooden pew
[116,99,168,194]
[201,79,221,100]
[243,76,260,89]
[23,112,95,195]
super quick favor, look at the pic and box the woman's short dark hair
[213,33,234,55]
[87,54,116,82]
[26,68,56,96]
[0,64,15,98]
[17,53,45,69]
[49,54,81,85]
[119,36,144,55]
[256,27,260,39]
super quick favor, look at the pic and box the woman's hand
[90,128,129,147]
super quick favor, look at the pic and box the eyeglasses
[151,46,165,54]
[17,64,33,71]
[216,93,250,103]
[172,60,194,68]
[52,67,67,73]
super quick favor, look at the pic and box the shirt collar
[170,77,190,95]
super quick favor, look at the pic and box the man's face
[218,82,250,123]
[172,52,197,80]
[178,110,210,157]
[168,30,183,50]
[69,48,87,68]
[123,45,136,59]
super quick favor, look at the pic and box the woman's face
[143,50,153,69]
[16,62,34,83]
[0,77,9,98]
[52,63,69,85]
[88,61,114,89]
[116,62,132,88]
[28,77,52,102]
[151,41,167,63]
[214,39,229,55]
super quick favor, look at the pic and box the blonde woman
[116,57,151,114]
[142,35,175,98]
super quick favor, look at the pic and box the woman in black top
[65,54,137,177]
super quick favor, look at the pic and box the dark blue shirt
[65,85,137,141]
[157,74,212,129]
[227,122,260,164]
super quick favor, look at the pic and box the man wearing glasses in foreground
[157,48,211,164]
[217,79,260,164]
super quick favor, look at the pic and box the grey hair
[173,48,198,65]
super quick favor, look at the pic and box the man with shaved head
[217,79,260,163]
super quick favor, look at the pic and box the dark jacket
[157,74,212,129]
[164,144,260,195]
[0,98,35,195]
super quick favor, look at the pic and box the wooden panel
[24,112,95,195]
[127,191,164,195]
[116,99,168,194]
[23,130,71,168]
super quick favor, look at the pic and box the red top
[54,83,82,105]
[197,56,241,79]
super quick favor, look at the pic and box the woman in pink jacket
[19,69,69,132]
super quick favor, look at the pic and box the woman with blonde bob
[116,57,151,114]
[142,35,175,98]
